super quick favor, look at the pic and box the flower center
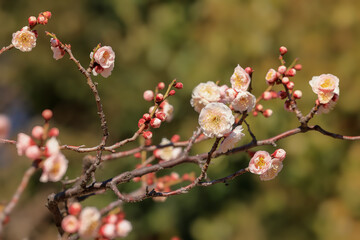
[320,78,333,89]
[255,155,266,169]
[50,161,61,175]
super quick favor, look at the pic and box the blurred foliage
[0,0,360,239]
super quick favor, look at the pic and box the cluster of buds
[15,109,68,182]
[28,11,52,27]
[248,149,286,181]
[253,104,273,118]
[61,203,132,239]
[140,80,183,139]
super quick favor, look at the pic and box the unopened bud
[48,127,59,137]
[171,134,180,142]
[155,93,164,102]
[68,202,82,216]
[142,131,153,139]
[245,67,253,75]
[279,46,288,55]
[272,148,286,161]
[277,65,287,74]
[37,14,48,25]
[293,90,302,99]
[281,77,289,84]
[255,104,263,112]
[150,118,161,128]
[42,109,53,121]
[157,82,165,90]
[286,81,295,90]
[42,11,52,19]
[155,112,166,121]
[174,82,183,89]
[263,109,273,118]
[32,126,44,139]
[143,90,154,102]
[278,90,287,99]
[61,215,79,233]
[294,64,302,71]
[285,68,296,77]
[138,118,146,128]
[142,113,151,121]
[169,90,176,96]
[262,91,272,100]
[28,16,37,27]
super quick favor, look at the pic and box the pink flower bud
[255,104,263,112]
[25,145,41,160]
[155,93,164,102]
[271,149,286,161]
[245,67,253,75]
[61,215,79,233]
[158,82,165,90]
[48,127,59,137]
[174,82,183,89]
[32,126,44,139]
[69,202,82,216]
[171,134,180,142]
[277,65,287,74]
[286,81,295,90]
[169,90,176,96]
[155,112,166,121]
[170,172,180,180]
[279,46,288,55]
[263,109,273,118]
[42,109,53,121]
[150,118,161,128]
[138,118,146,128]
[142,113,151,121]
[143,90,154,102]
[28,16,37,27]
[42,11,52,19]
[252,111,258,116]
[142,131,153,139]
[293,90,302,99]
[294,64,302,71]
[271,91,278,99]
[37,14,48,25]
[262,91,272,100]
[282,77,289,84]
[285,68,296,77]
[99,223,116,238]
[103,214,118,224]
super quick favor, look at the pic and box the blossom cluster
[61,203,132,239]
[15,110,68,182]
[248,149,286,181]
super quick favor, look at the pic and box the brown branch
[0,165,38,233]
[0,44,14,55]
[0,138,16,145]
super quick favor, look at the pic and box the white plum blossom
[61,215,80,233]
[12,26,37,52]
[161,101,174,122]
[265,68,277,84]
[199,102,234,138]
[190,81,221,112]
[260,158,283,181]
[222,88,238,104]
[248,151,272,175]
[157,138,182,161]
[230,65,251,92]
[40,152,68,182]
[91,46,115,78]
[218,126,245,153]
[116,219,133,237]
[45,137,60,156]
[309,74,339,104]
[78,207,101,238]
[231,91,256,113]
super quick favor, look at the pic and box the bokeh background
[1,0,360,239]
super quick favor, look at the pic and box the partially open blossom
[286,68,296,77]
[248,151,272,175]
[282,77,289,84]
[222,88,237,104]
[25,145,41,160]
[160,101,174,122]
[271,149,286,161]
[0,114,10,139]
[40,153,68,182]
[265,68,277,84]
[199,102,234,138]
[231,91,256,113]
[190,81,221,112]
[61,215,80,234]
[16,133,33,156]
[51,46,65,60]
[230,65,251,92]
[278,65,287,74]
[260,158,283,181]
[157,138,182,161]
[150,118,161,128]
[93,46,115,69]
[309,74,340,104]
[45,137,60,157]
[12,27,37,52]
[78,207,101,238]
[116,220,132,238]
[293,90,302,99]
[99,223,116,239]
[218,126,245,153]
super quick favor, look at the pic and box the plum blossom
[0,114,10,139]
[12,26,37,52]
[231,91,256,113]
[161,101,174,122]
[157,138,182,161]
[45,137,60,156]
[16,133,33,156]
[271,148,286,161]
[91,46,115,78]
[40,152,68,182]
[199,102,234,138]
[78,207,101,238]
[260,158,283,181]
[309,74,339,104]
[61,215,80,233]
[248,151,272,175]
[265,68,277,84]
[218,126,245,153]
[230,65,251,92]
[190,81,221,112]
[116,219,133,237]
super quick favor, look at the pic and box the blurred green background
[1,0,360,239]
